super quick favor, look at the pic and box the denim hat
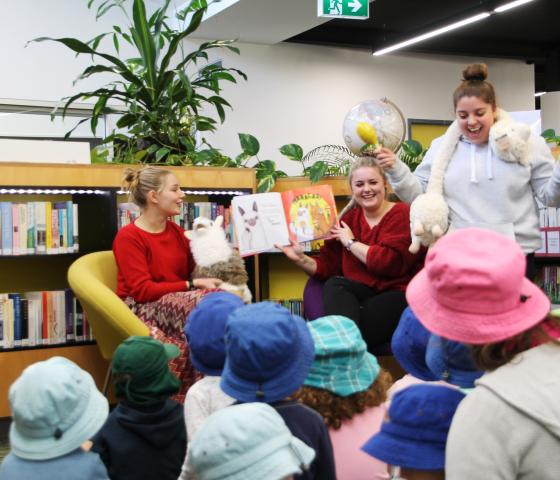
[391,307,438,381]
[362,384,465,470]
[425,335,484,389]
[304,315,380,397]
[9,357,109,460]
[189,403,315,480]
[221,302,315,403]
[186,292,245,376]
[112,336,181,405]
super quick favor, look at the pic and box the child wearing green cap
[294,315,392,480]
[90,336,186,480]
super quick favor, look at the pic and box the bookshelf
[0,162,256,417]
[258,176,350,310]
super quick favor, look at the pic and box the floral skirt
[125,290,214,403]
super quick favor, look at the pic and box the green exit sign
[318,0,369,20]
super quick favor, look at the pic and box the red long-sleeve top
[113,221,195,303]
[313,202,425,292]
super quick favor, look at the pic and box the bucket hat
[221,301,315,403]
[391,307,437,381]
[112,336,181,404]
[304,315,380,396]
[189,403,315,480]
[425,335,484,389]
[186,292,244,376]
[362,384,465,470]
[406,228,550,344]
[9,356,109,460]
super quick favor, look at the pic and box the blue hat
[189,403,315,480]
[362,384,465,470]
[186,292,245,376]
[391,307,438,381]
[9,357,109,460]
[305,316,380,397]
[425,335,484,389]
[221,302,315,404]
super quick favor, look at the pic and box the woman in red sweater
[113,166,221,400]
[279,157,425,349]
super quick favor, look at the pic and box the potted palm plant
[31,0,246,166]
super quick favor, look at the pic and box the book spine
[72,203,79,252]
[65,289,75,342]
[45,202,54,254]
[27,202,35,254]
[51,208,60,254]
[41,291,48,344]
[8,293,22,347]
[11,203,20,256]
[0,202,12,255]
[18,203,27,255]
[20,299,29,346]
[35,202,47,254]
[66,200,74,252]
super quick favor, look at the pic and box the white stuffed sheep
[186,215,252,303]
[408,192,449,253]
[489,119,531,167]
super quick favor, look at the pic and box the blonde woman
[279,157,424,349]
[113,166,221,400]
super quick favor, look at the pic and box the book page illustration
[231,193,290,256]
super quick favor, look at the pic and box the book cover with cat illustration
[231,185,338,256]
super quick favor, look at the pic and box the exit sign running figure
[318,0,369,20]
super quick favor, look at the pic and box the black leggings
[322,276,408,350]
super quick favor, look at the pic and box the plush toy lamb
[489,118,531,167]
[407,121,461,253]
[186,215,252,303]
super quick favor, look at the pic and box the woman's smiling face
[455,95,496,145]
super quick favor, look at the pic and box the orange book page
[281,185,338,244]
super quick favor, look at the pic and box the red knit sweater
[113,221,195,303]
[313,203,425,292]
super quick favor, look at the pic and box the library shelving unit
[258,176,350,308]
[0,162,256,417]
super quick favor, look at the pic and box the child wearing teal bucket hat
[294,315,392,480]
[0,357,109,480]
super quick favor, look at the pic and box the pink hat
[406,228,550,344]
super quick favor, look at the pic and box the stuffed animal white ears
[489,119,531,166]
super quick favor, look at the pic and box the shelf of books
[0,162,257,416]
[255,177,350,316]
[534,200,560,303]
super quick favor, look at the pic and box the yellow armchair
[67,250,149,363]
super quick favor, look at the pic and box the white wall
[194,42,535,175]
[0,1,535,174]
[541,92,560,133]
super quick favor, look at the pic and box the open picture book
[231,184,338,256]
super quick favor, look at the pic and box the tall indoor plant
[31,0,246,166]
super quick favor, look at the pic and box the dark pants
[526,253,536,280]
[322,276,407,350]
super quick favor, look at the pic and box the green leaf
[542,128,556,139]
[113,33,119,53]
[238,133,259,156]
[309,161,328,183]
[279,144,303,161]
[155,147,171,162]
[235,152,249,166]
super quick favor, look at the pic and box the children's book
[231,184,338,256]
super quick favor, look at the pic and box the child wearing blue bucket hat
[221,301,336,480]
[362,384,465,480]
[179,291,244,480]
[0,357,109,480]
[294,315,392,480]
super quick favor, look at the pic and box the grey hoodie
[385,131,560,253]
[446,343,560,479]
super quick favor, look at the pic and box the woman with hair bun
[113,166,222,401]
[376,63,560,278]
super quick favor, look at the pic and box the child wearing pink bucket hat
[406,227,560,479]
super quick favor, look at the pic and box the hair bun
[462,63,488,82]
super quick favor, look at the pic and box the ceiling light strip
[373,12,491,56]
[494,0,535,13]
